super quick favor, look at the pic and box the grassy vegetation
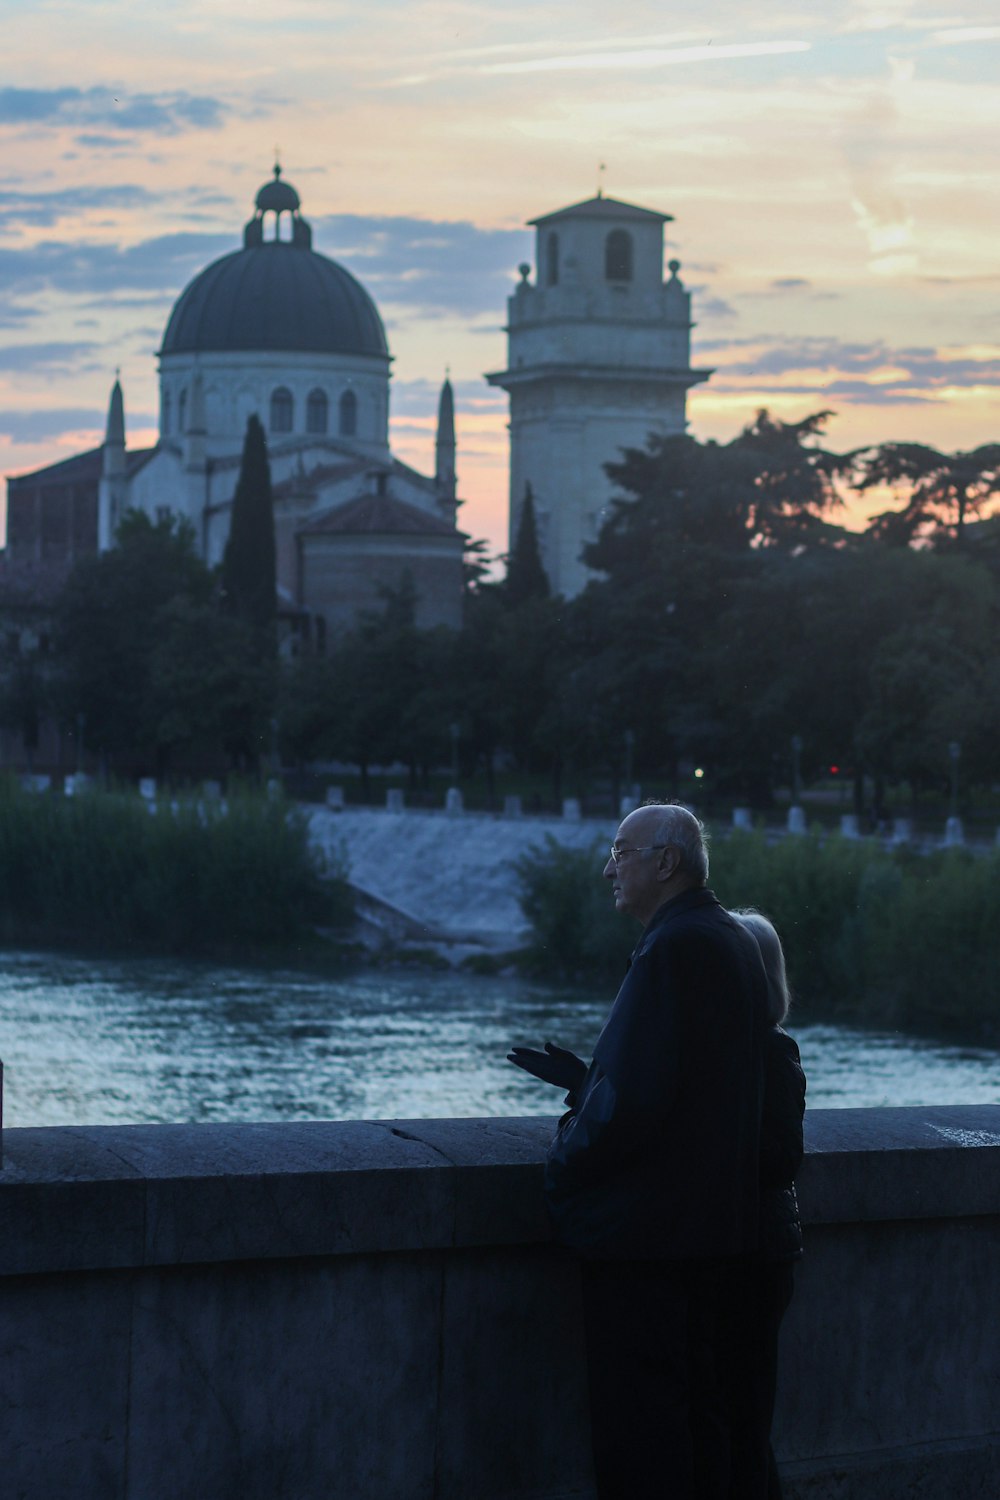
[514,830,1000,1043]
[0,778,353,961]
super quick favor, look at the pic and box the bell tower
[487,193,712,597]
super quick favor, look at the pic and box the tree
[53,511,213,768]
[221,414,277,637]
[505,484,550,605]
[589,410,848,587]
[852,441,1000,546]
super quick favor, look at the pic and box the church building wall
[158,350,391,461]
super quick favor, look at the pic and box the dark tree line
[6,410,999,806]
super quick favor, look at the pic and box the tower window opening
[161,390,171,436]
[605,230,633,282]
[339,389,357,437]
[178,389,187,434]
[306,388,329,435]
[270,386,294,433]
[546,232,559,286]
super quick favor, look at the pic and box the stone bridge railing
[1,1106,998,1499]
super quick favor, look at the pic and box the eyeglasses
[609,844,669,867]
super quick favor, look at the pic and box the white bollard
[732,807,753,831]
[325,785,345,811]
[943,816,964,847]
[20,773,50,794]
[266,778,282,800]
[445,787,464,816]
[839,814,860,840]
[201,780,222,801]
[562,798,581,821]
[64,773,92,798]
[502,795,522,819]
[386,788,405,813]
[139,777,157,801]
[787,806,807,835]
[891,818,913,845]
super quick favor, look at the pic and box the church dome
[160,169,389,360]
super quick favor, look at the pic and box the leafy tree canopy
[852,440,1000,546]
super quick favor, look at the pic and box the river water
[0,949,996,1128]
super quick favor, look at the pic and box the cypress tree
[506,483,550,606]
[222,414,277,634]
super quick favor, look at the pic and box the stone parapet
[0,1106,997,1499]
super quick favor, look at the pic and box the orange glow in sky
[4,1,1000,559]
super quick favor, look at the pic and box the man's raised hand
[506,1041,587,1092]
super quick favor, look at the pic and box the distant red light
[829,765,839,774]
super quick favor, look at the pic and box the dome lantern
[244,163,311,248]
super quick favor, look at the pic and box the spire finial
[597,161,606,198]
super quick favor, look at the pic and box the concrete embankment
[308,805,617,948]
[0,1105,998,1499]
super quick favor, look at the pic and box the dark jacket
[544,887,769,1260]
[759,1026,806,1261]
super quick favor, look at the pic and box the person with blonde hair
[731,909,806,1500]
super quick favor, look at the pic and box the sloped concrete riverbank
[309,805,617,948]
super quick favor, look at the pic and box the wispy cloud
[0,342,100,373]
[0,87,228,135]
[480,39,811,76]
[396,36,811,85]
[0,184,157,229]
[704,336,1000,406]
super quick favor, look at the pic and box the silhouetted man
[509,802,768,1500]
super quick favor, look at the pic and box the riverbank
[0,779,352,961]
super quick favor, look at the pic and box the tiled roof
[7,446,156,487]
[298,491,459,538]
[529,194,672,227]
[271,457,370,499]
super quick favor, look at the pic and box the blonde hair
[732,909,791,1025]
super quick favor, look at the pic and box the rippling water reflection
[0,950,996,1127]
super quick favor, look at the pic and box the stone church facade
[5,168,465,635]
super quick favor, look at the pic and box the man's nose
[602,857,616,879]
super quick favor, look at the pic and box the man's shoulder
[639,888,731,953]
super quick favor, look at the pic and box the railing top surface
[0,1107,997,1280]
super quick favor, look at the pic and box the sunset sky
[4,0,1000,557]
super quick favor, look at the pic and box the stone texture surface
[126,1255,443,1500]
[0,1107,997,1499]
[0,1269,132,1499]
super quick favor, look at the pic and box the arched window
[339,389,357,437]
[605,230,633,282]
[178,389,187,434]
[270,387,294,433]
[306,388,328,435]
[161,390,171,436]
[546,232,559,286]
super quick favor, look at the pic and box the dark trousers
[728,1261,795,1500]
[580,1257,794,1500]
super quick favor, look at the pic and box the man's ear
[656,846,680,882]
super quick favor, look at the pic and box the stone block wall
[0,1107,997,1499]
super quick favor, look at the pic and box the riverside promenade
[0,1105,997,1498]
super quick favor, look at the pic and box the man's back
[545,887,769,1259]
